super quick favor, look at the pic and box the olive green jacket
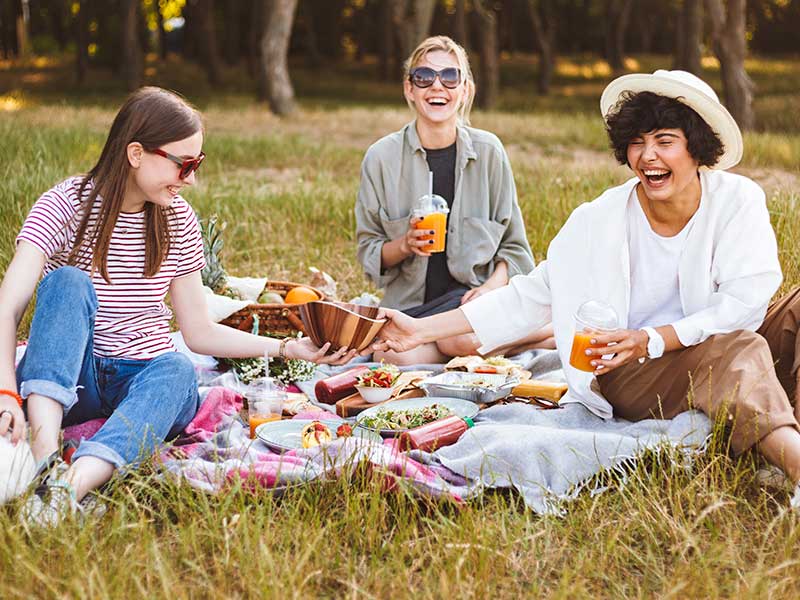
[355,121,534,310]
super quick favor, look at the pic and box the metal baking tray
[418,371,519,404]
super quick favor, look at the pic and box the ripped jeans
[16,267,200,468]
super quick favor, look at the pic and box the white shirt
[626,190,695,330]
[461,170,782,418]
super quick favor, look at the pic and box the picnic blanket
[156,387,469,501]
[411,402,711,515]
[59,347,712,515]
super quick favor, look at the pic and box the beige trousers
[597,288,800,455]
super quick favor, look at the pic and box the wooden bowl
[298,301,386,353]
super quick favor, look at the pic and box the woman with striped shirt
[0,87,355,525]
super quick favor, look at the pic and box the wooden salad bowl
[299,301,386,353]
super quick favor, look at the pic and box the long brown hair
[68,87,203,281]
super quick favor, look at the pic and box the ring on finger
[0,410,12,419]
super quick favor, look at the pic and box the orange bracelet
[0,389,23,407]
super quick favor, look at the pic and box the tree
[453,0,468,48]
[705,0,755,130]
[74,0,89,84]
[257,0,299,116]
[378,0,397,80]
[526,0,557,95]
[472,0,499,110]
[605,0,633,74]
[390,0,436,59]
[185,0,222,85]
[674,0,702,75]
[15,0,29,57]
[121,0,142,91]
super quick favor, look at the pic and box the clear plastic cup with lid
[569,300,619,372]
[246,376,286,439]
[412,193,449,254]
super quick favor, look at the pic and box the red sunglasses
[150,148,206,179]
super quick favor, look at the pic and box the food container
[418,371,518,404]
[355,384,396,404]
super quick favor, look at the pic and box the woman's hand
[370,308,427,354]
[286,338,359,365]
[585,328,649,376]
[0,394,26,444]
[401,216,436,257]
[460,284,495,304]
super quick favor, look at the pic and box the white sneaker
[19,480,78,528]
[755,464,794,493]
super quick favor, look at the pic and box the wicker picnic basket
[219,280,326,336]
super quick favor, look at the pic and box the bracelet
[279,337,291,360]
[0,389,23,407]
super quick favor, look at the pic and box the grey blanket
[415,402,711,515]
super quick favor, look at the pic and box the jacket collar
[405,120,477,170]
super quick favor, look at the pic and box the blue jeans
[16,267,200,469]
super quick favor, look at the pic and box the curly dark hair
[605,91,724,168]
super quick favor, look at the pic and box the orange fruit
[284,286,320,304]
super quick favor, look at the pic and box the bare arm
[170,271,356,364]
[0,242,46,441]
[372,306,473,354]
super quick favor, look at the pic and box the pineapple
[199,214,228,294]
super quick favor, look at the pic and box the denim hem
[72,440,126,470]
[19,379,78,410]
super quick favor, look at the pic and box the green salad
[359,403,454,430]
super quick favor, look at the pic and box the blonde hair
[403,35,475,125]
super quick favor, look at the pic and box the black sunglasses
[408,67,462,89]
[150,148,206,180]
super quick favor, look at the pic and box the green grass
[2,54,800,598]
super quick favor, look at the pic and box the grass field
[1,54,800,598]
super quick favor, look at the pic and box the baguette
[511,379,568,402]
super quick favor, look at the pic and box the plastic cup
[246,377,286,439]
[412,193,449,254]
[568,300,619,372]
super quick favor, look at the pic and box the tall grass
[2,56,800,598]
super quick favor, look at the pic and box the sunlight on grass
[0,93,24,111]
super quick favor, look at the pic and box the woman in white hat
[373,70,800,505]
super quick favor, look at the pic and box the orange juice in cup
[413,193,449,254]
[569,301,619,373]
[246,377,286,439]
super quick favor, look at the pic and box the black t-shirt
[423,142,460,303]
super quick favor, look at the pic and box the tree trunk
[299,0,322,68]
[247,0,262,78]
[526,0,557,95]
[392,0,436,59]
[15,0,29,57]
[156,1,168,60]
[453,0,467,47]
[186,0,222,85]
[50,0,68,51]
[75,0,89,84]
[674,0,702,74]
[605,0,633,73]
[473,0,499,110]
[258,0,298,116]
[705,0,755,130]
[378,0,396,80]
[121,0,142,91]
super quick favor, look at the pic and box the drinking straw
[428,171,433,202]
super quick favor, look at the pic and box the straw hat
[600,69,743,170]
